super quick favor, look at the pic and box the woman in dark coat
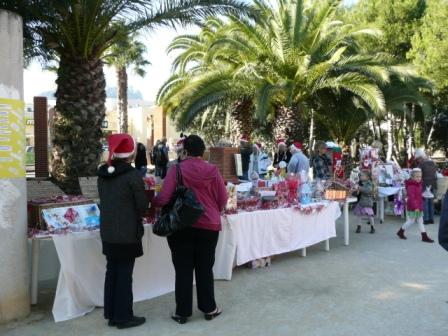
[134,142,148,176]
[97,134,148,329]
[439,192,448,252]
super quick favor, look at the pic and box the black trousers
[167,228,219,317]
[104,256,135,322]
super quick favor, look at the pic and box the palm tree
[159,0,399,144]
[105,23,149,133]
[6,0,252,193]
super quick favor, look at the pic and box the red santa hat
[240,134,250,142]
[276,138,286,146]
[290,141,303,151]
[106,133,136,173]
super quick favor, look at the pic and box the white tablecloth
[51,202,340,322]
[378,186,402,197]
[225,202,340,267]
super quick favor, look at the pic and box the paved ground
[1,213,447,336]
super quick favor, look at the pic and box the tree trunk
[308,108,315,152]
[230,98,253,143]
[51,56,106,194]
[117,66,128,133]
[386,112,393,161]
[274,105,301,141]
[426,109,437,148]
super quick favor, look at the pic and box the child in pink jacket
[397,168,434,243]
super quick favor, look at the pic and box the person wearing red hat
[287,141,309,175]
[273,138,292,168]
[97,133,149,329]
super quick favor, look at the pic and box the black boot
[370,225,375,234]
[421,232,434,243]
[356,225,361,233]
[397,228,406,239]
[116,316,146,329]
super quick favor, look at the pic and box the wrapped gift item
[41,203,99,232]
[28,196,92,230]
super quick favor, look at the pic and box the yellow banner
[0,98,25,178]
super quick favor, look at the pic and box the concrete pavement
[1,213,447,336]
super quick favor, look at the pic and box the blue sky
[24,0,359,104]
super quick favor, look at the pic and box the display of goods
[42,203,100,232]
[324,180,349,201]
[237,196,260,212]
[324,189,348,201]
[259,199,279,210]
[143,176,156,190]
[28,196,92,230]
[226,183,238,210]
[286,175,299,204]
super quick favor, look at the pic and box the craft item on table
[324,180,349,201]
[300,182,312,205]
[226,183,238,211]
[278,161,287,179]
[294,201,328,215]
[313,179,326,200]
[359,147,380,170]
[377,164,394,186]
[41,203,100,233]
[422,186,434,199]
[286,174,300,204]
[274,180,289,206]
[28,196,92,230]
[237,196,260,212]
[143,176,156,190]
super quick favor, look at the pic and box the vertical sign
[0,98,25,178]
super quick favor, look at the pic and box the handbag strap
[175,163,184,189]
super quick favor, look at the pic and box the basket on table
[324,180,349,201]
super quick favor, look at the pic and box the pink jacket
[152,158,228,231]
[405,179,423,211]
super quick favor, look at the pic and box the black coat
[439,192,448,252]
[98,160,148,246]
[135,143,148,169]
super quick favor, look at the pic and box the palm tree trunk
[230,98,253,143]
[274,105,301,140]
[308,108,315,151]
[117,66,128,133]
[386,112,393,161]
[51,56,106,194]
[426,110,437,147]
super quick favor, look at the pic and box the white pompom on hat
[106,133,136,173]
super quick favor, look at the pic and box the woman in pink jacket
[397,168,434,242]
[152,135,228,324]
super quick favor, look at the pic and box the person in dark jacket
[311,140,332,180]
[152,135,228,324]
[414,149,438,224]
[439,191,448,252]
[97,133,149,329]
[239,134,252,180]
[134,142,148,176]
[273,139,292,168]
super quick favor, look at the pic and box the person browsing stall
[152,135,228,324]
[97,134,149,329]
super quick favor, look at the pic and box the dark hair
[184,135,205,157]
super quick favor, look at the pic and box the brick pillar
[33,97,48,178]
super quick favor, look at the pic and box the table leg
[31,238,40,305]
[343,201,349,246]
[301,248,307,257]
[325,239,330,251]
[380,197,384,224]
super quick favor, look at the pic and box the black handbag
[153,163,205,237]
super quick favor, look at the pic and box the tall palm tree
[159,0,400,143]
[5,0,252,193]
[105,23,149,133]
